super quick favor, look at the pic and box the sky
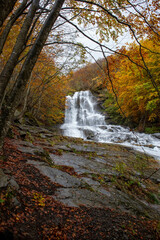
[77,27,133,61]
[53,11,134,70]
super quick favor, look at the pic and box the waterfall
[64,91,105,126]
[61,90,106,138]
[61,90,160,161]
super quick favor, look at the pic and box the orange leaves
[106,37,160,124]
[0,134,159,239]
[28,49,70,125]
[70,60,105,91]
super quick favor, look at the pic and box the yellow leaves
[33,192,46,207]
[107,37,160,123]
[28,49,70,125]
[148,113,157,122]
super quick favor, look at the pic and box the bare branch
[100,45,126,118]
[127,0,160,37]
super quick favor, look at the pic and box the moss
[80,182,95,192]
[24,112,42,126]
[7,128,14,139]
[0,186,15,207]
[25,131,34,143]
[112,162,128,176]
[147,192,159,204]
[144,126,160,134]
[102,92,125,125]
[35,150,53,167]
[48,140,55,146]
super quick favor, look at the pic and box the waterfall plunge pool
[60,90,160,161]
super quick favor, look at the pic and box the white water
[61,90,160,161]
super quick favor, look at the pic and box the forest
[0,0,159,146]
[71,37,160,132]
[0,1,160,239]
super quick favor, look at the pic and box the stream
[61,90,160,161]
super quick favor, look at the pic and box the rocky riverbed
[0,124,160,239]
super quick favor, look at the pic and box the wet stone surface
[0,169,9,188]
[0,169,20,192]
[11,125,160,220]
[27,160,83,188]
[53,188,111,208]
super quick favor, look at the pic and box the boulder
[0,169,9,188]
[0,169,20,190]
[153,133,160,139]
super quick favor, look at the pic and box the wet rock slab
[27,160,82,188]
[0,169,9,188]
[53,188,111,208]
[50,152,115,176]
[27,159,113,208]
[0,169,19,190]
[11,126,160,219]
[26,158,160,219]
[12,139,44,155]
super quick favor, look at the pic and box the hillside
[0,124,160,239]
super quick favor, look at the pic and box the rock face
[153,133,160,139]
[7,124,160,220]
[0,169,20,206]
[13,125,159,220]
[0,169,19,190]
[27,152,160,219]
[27,160,82,188]
[0,169,9,188]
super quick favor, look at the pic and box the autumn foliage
[28,50,70,124]
[0,15,70,125]
[71,36,160,130]
[0,0,159,133]
[106,37,160,128]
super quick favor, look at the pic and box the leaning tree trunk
[0,0,65,148]
[0,0,40,109]
[0,0,17,27]
[14,74,32,121]
[0,0,29,54]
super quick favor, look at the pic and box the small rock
[140,183,146,189]
[9,178,19,190]
[0,169,9,188]
[151,178,160,184]
[12,197,21,206]
[98,188,111,197]
[104,176,111,182]
[153,133,160,139]
[3,169,11,174]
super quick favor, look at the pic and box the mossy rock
[7,128,14,139]
[24,112,42,126]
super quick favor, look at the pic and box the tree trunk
[0,0,29,54]
[14,74,32,121]
[0,0,65,148]
[0,0,17,27]
[138,112,147,132]
[0,0,40,108]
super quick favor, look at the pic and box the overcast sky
[77,27,133,61]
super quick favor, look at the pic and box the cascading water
[61,90,160,161]
[61,91,106,139]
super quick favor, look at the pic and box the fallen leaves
[0,136,159,239]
